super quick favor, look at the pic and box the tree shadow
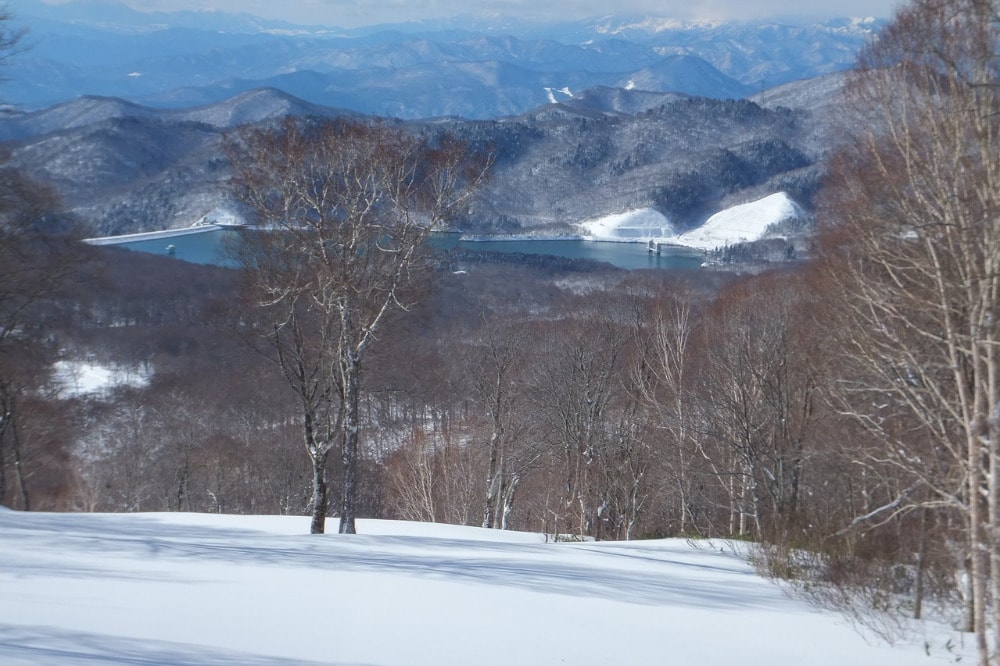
[0,624,373,666]
[2,510,785,611]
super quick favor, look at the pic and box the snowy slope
[0,509,969,665]
[578,192,802,250]
[674,192,802,249]
[578,208,676,239]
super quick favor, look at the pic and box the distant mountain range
[0,3,864,242]
[5,1,879,119]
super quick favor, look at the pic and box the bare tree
[0,152,78,508]
[634,285,700,535]
[821,0,1000,661]
[464,316,540,530]
[225,117,487,534]
[0,6,73,509]
[535,313,633,540]
[693,278,820,540]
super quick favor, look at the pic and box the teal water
[434,235,704,271]
[101,228,706,271]
[97,228,243,266]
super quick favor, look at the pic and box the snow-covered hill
[675,192,803,249]
[579,192,803,251]
[0,509,968,665]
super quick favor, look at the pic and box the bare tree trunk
[483,428,501,529]
[914,506,927,620]
[0,418,7,506]
[986,331,1000,660]
[728,470,737,536]
[300,403,332,535]
[962,555,975,634]
[8,399,28,511]
[309,447,330,535]
[991,424,1000,660]
[339,351,361,535]
[500,474,519,531]
[0,392,12,506]
[969,511,988,666]
[174,459,189,512]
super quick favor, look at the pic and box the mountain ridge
[6,3,879,119]
[0,83,832,238]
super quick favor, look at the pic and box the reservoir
[86,227,706,271]
[84,226,242,267]
[432,234,705,270]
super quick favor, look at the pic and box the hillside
[451,93,818,233]
[0,87,826,237]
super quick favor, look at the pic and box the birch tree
[694,278,820,540]
[225,117,487,534]
[822,1,1000,661]
[468,317,538,530]
[634,287,699,534]
[536,315,633,539]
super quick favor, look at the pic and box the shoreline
[454,232,708,253]
[82,224,229,246]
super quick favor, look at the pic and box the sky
[35,0,904,28]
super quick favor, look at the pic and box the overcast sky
[36,0,904,28]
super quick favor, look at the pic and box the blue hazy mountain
[6,1,879,118]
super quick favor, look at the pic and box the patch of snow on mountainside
[578,208,676,240]
[544,87,573,104]
[578,192,801,250]
[51,361,152,399]
[673,192,801,249]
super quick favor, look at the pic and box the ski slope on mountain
[579,192,801,250]
[674,192,802,249]
[0,509,969,665]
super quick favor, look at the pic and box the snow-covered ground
[51,360,151,399]
[0,509,971,665]
[577,208,677,240]
[578,192,801,250]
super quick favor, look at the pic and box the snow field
[0,510,971,665]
